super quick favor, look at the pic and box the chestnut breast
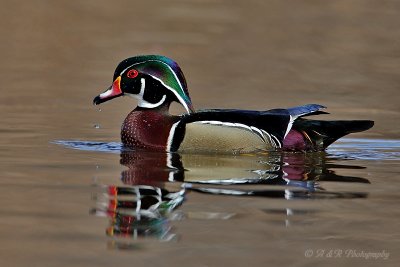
[121,110,178,151]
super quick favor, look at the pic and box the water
[1,1,400,266]
[55,138,400,159]
[50,138,399,260]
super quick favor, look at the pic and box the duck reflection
[120,151,369,186]
[91,184,185,245]
[91,150,369,248]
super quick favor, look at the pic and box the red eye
[127,69,138,79]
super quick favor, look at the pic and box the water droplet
[94,124,101,129]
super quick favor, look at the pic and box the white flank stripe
[191,120,283,148]
[261,129,273,144]
[195,121,252,131]
[194,121,269,143]
[271,135,282,148]
[251,126,267,143]
[166,121,180,152]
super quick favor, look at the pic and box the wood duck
[93,55,374,153]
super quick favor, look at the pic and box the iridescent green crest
[115,55,194,113]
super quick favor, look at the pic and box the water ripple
[52,140,123,153]
[53,138,400,161]
[328,138,400,160]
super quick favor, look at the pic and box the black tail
[293,119,374,150]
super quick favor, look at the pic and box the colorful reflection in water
[69,144,373,249]
[54,138,400,249]
[91,184,185,245]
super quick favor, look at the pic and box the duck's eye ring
[127,69,138,79]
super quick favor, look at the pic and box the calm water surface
[1,1,400,266]
[3,136,398,266]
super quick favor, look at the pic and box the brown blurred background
[0,1,399,266]
[1,0,399,141]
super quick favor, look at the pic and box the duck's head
[93,55,195,114]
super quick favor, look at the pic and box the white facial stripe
[139,77,146,96]
[120,60,145,75]
[152,76,190,114]
[121,60,183,91]
[120,59,191,114]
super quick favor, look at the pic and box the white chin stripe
[128,78,167,109]
[138,95,166,109]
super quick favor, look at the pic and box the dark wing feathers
[180,108,290,143]
[293,119,374,149]
[170,104,373,152]
[286,104,328,118]
[172,104,327,151]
